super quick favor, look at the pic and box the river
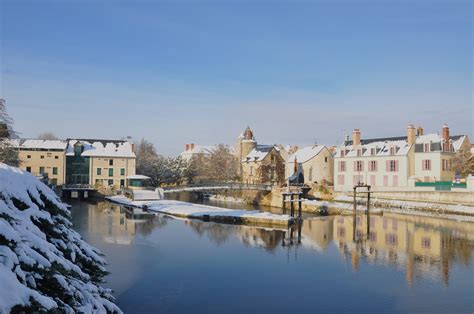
[69,195,474,313]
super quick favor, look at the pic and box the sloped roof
[243,145,274,162]
[288,145,325,163]
[17,139,67,150]
[65,139,135,158]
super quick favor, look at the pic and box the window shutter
[386,160,389,171]
[395,161,399,172]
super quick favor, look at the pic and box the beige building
[237,127,286,185]
[15,139,67,186]
[286,145,334,186]
[65,139,136,189]
[179,143,217,162]
[334,124,470,192]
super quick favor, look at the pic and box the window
[108,179,114,186]
[386,160,398,172]
[55,156,59,159]
[385,234,398,246]
[109,159,114,166]
[97,168,102,175]
[50,178,57,186]
[26,167,31,172]
[354,160,363,172]
[52,167,58,175]
[120,179,125,187]
[47,153,52,157]
[27,155,31,159]
[370,175,376,186]
[324,157,328,162]
[108,168,113,177]
[421,237,431,249]
[39,167,45,174]
[369,160,377,172]
[120,168,125,176]
[338,161,346,172]
[40,155,44,159]
[422,160,431,171]
[442,159,451,171]
[337,175,345,185]
[340,150,345,157]
[389,147,396,155]
[370,148,376,156]
[423,143,430,152]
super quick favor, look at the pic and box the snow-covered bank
[208,194,245,204]
[0,163,121,313]
[333,195,474,216]
[106,195,292,226]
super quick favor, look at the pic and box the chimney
[442,123,450,142]
[185,144,190,151]
[352,129,361,147]
[190,143,195,150]
[417,126,423,136]
[344,134,349,142]
[407,124,416,145]
[442,124,450,151]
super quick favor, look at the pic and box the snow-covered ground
[0,163,121,313]
[106,195,292,226]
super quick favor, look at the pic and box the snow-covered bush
[0,163,121,313]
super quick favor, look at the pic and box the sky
[1,0,472,156]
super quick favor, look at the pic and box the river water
[69,196,474,313]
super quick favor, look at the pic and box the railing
[414,181,467,191]
[163,182,273,192]
[62,184,95,190]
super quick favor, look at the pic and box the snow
[106,195,292,225]
[15,139,67,150]
[288,145,325,163]
[0,163,121,313]
[65,139,135,158]
[126,174,150,180]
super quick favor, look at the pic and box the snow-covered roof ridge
[288,145,326,163]
[16,139,67,150]
[65,138,135,158]
[243,145,275,162]
[0,163,121,313]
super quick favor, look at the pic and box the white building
[286,145,334,185]
[334,124,470,192]
[179,143,217,162]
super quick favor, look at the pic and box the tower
[236,126,257,177]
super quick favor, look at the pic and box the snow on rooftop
[288,145,325,163]
[18,139,67,150]
[65,139,135,158]
[126,174,150,180]
[243,146,274,162]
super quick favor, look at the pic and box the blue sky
[1,0,472,155]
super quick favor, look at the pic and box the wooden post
[298,194,302,219]
[282,194,286,210]
[367,186,371,239]
[290,194,295,217]
[353,186,357,242]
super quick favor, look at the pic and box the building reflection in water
[87,202,168,245]
[92,201,473,288]
[332,213,474,286]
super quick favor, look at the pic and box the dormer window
[341,150,345,157]
[357,149,362,157]
[389,147,396,155]
[371,148,376,156]
[423,143,430,152]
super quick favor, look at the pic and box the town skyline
[2,0,472,155]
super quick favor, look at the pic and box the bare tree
[452,147,474,178]
[0,99,20,166]
[207,144,238,182]
[37,132,59,140]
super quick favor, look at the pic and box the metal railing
[163,182,273,193]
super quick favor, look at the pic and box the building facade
[15,139,67,186]
[65,139,136,189]
[334,124,470,192]
[286,145,334,186]
[238,127,286,185]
